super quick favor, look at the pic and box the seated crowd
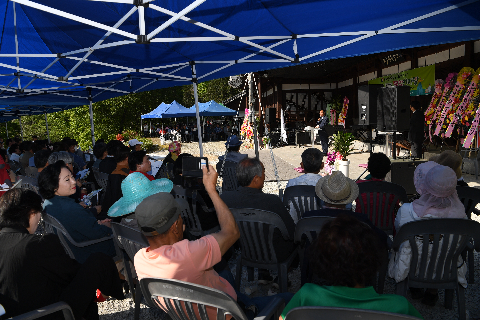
[0,134,474,320]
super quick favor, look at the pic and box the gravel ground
[97,140,480,320]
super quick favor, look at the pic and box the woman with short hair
[0,189,124,319]
[39,161,115,263]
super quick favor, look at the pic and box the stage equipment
[295,131,311,146]
[265,108,276,125]
[376,86,411,132]
[357,84,382,126]
[385,159,426,195]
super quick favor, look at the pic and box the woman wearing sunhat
[107,172,173,229]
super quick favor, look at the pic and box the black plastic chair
[11,302,75,320]
[456,185,480,284]
[43,214,114,260]
[284,306,420,320]
[230,208,298,293]
[283,185,322,223]
[294,216,334,285]
[93,167,109,191]
[176,197,219,238]
[111,223,149,320]
[220,161,239,192]
[356,181,408,235]
[140,278,285,320]
[24,166,38,179]
[392,219,480,320]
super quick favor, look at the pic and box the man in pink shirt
[135,165,292,319]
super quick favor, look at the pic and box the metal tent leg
[191,63,203,157]
[45,113,50,143]
[19,117,23,140]
[88,93,95,146]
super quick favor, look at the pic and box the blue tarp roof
[1,0,480,115]
[161,100,192,118]
[141,102,169,119]
[189,100,237,117]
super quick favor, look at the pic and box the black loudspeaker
[295,131,310,146]
[357,84,382,126]
[385,159,426,195]
[376,86,411,132]
[265,108,276,125]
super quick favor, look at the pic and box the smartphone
[182,157,208,177]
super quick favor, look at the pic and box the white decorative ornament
[228,75,242,88]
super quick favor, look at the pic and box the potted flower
[332,131,355,177]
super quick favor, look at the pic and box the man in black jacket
[315,109,329,154]
[409,101,425,159]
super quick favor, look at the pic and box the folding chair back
[221,161,239,192]
[294,216,333,246]
[93,168,109,190]
[284,306,420,320]
[11,302,75,320]
[24,166,38,179]
[392,219,480,320]
[456,186,480,219]
[140,278,248,320]
[17,175,39,195]
[111,222,148,320]
[356,181,407,234]
[43,214,113,260]
[230,208,298,292]
[283,186,321,223]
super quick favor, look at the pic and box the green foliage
[6,77,241,149]
[332,131,355,160]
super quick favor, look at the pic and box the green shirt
[281,284,423,319]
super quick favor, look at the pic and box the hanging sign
[368,65,435,96]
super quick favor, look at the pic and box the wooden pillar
[411,48,418,69]
[464,41,474,67]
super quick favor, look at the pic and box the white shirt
[286,173,322,188]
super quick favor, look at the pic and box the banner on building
[368,64,435,96]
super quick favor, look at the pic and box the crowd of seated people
[1,129,475,320]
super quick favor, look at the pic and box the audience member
[92,142,108,169]
[5,139,13,154]
[107,172,173,229]
[19,141,34,169]
[0,149,12,196]
[9,143,21,162]
[135,166,292,319]
[128,139,143,152]
[280,215,422,319]
[216,135,247,172]
[0,189,124,319]
[65,138,86,170]
[33,149,52,174]
[430,150,467,187]
[129,150,154,180]
[389,162,467,306]
[286,148,324,188]
[39,161,115,263]
[99,140,124,174]
[101,144,131,217]
[354,153,400,223]
[221,157,296,283]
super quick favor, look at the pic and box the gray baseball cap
[135,193,180,236]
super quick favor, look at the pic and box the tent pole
[5,123,8,139]
[249,73,259,159]
[88,90,96,146]
[19,117,24,140]
[149,120,151,137]
[44,113,50,143]
[140,118,143,137]
[190,62,203,157]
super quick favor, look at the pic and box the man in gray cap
[134,165,292,318]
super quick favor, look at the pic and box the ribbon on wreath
[463,104,480,148]
[432,73,457,135]
[445,77,478,137]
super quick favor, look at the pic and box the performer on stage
[315,109,329,155]
[408,101,424,159]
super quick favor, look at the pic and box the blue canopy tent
[189,101,236,117]
[161,101,193,118]
[141,102,170,119]
[1,0,480,154]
